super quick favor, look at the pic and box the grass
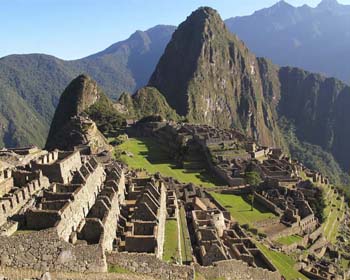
[12,230,36,235]
[276,235,303,246]
[117,137,222,188]
[163,220,179,262]
[210,192,277,226]
[179,205,193,264]
[108,265,132,274]
[256,243,307,280]
[322,188,345,244]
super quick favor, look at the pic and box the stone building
[116,177,167,258]
[191,208,276,272]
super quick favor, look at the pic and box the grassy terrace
[163,220,179,262]
[179,205,193,264]
[256,243,307,280]
[276,235,303,246]
[210,192,277,226]
[117,138,222,188]
[108,265,132,274]
[322,190,345,243]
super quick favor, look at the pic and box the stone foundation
[106,252,194,280]
[0,228,106,273]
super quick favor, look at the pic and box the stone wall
[156,182,166,259]
[0,228,107,273]
[97,186,120,251]
[194,260,280,280]
[26,158,106,242]
[0,173,50,226]
[55,161,105,241]
[0,177,13,197]
[32,151,82,184]
[106,252,194,280]
[254,193,282,216]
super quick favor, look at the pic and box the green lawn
[117,138,222,187]
[322,189,344,244]
[163,220,179,262]
[179,205,193,264]
[108,265,132,274]
[256,243,307,280]
[276,235,303,246]
[210,192,277,226]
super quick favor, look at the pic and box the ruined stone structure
[31,150,82,184]
[0,168,50,230]
[0,149,126,273]
[256,185,318,238]
[116,177,166,258]
[0,121,340,279]
[191,207,276,272]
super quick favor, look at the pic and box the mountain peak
[190,6,218,16]
[45,74,104,149]
[187,6,223,25]
[317,0,340,9]
[148,7,281,146]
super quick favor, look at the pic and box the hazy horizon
[2,0,350,60]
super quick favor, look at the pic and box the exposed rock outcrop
[45,75,111,152]
[148,7,283,147]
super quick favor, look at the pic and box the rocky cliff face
[148,7,282,147]
[142,6,350,181]
[45,75,111,152]
[277,67,350,172]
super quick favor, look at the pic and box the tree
[248,193,255,211]
[245,171,262,211]
[245,171,262,186]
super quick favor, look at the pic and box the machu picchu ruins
[2,2,350,280]
[0,114,349,280]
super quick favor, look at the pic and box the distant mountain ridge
[1,0,350,155]
[225,0,350,83]
[148,7,284,148]
[138,6,350,184]
[0,25,175,147]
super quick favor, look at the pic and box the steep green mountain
[0,79,48,148]
[277,67,350,173]
[225,0,350,83]
[45,74,118,151]
[148,7,283,147]
[0,25,175,148]
[279,117,349,186]
[118,87,178,120]
[142,7,350,184]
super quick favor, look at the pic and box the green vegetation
[276,235,303,246]
[117,138,221,187]
[85,92,125,137]
[322,189,345,243]
[245,171,262,186]
[279,117,350,188]
[256,243,307,280]
[119,87,179,121]
[108,265,132,274]
[210,192,277,226]
[12,230,36,235]
[163,220,179,262]
[179,205,192,264]
[0,82,48,148]
[0,26,175,148]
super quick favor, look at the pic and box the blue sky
[1,0,350,60]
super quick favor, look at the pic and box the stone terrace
[116,177,166,258]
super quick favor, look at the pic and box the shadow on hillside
[241,194,278,215]
[136,137,224,186]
